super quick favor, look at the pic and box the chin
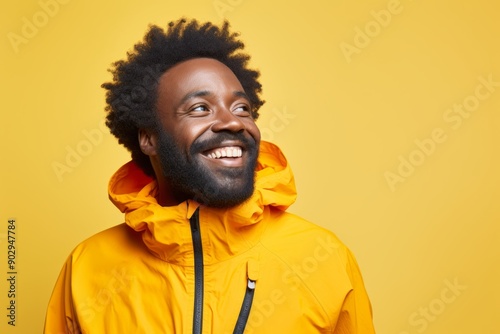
[192,181,255,208]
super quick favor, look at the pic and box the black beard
[155,129,259,208]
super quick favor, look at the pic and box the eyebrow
[233,90,250,101]
[178,90,211,106]
[178,90,251,107]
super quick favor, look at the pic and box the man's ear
[138,129,158,156]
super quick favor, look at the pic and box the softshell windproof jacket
[44,141,376,333]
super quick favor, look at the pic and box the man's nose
[210,108,246,133]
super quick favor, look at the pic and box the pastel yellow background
[1,0,498,333]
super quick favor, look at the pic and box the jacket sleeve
[44,257,81,334]
[334,248,376,334]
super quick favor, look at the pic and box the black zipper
[190,209,256,334]
[190,209,204,334]
[233,279,256,334]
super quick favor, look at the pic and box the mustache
[190,132,257,154]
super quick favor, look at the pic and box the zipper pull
[233,260,259,334]
[247,259,259,288]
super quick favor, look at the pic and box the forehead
[157,58,244,97]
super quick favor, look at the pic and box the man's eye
[191,105,209,112]
[234,105,251,115]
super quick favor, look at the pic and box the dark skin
[139,58,261,207]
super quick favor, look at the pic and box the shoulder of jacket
[264,209,347,246]
[69,223,146,263]
[260,209,350,263]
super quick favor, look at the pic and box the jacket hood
[107,141,297,263]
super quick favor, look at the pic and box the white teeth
[208,147,243,159]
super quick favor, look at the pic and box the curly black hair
[102,18,265,176]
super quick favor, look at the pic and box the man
[44,19,375,333]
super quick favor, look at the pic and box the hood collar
[108,141,296,264]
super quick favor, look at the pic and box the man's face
[153,58,261,207]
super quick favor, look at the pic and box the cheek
[178,123,210,147]
[247,122,261,143]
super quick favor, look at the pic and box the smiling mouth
[204,146,243,159]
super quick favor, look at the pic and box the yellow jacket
[45,141,375,333]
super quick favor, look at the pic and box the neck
[151,158,188,207]
[156,179,189,207]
